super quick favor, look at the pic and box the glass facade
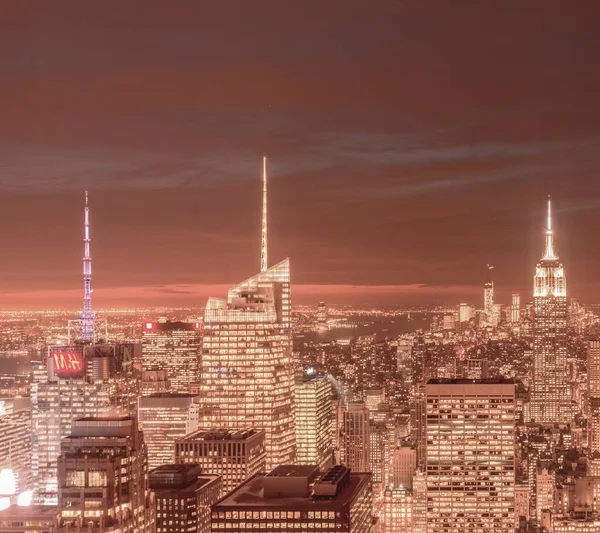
[198,259,295,470]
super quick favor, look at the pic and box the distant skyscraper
[484,268,494,318]
[141,320,202,393]
[459,303,473,323]
[426,379,516,533]
[530,198,570,424]
[295,373,333,471]
[57,417,154,532]
[342,401,370,472]
[138,393,199,470]
[511,293,521,323]
[317,301,327,325]
[389,446,416,490]
[175,428,266,496]
[150,465,220,533]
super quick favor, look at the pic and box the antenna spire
[81,190,94,341]
[543,195,557,261]
[261,156,268,272]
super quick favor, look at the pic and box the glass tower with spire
[530,197,570,424]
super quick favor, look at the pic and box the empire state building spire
[81,190,94,342]
[261,155,268,273]
[543,195,557,261]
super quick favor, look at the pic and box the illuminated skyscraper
[426,379,516,533]
[150,465,220,533]
[530,197,570,424]
[459,303,473,323]
[31,344,138,505]
[198,259,295,470]
[588,340,600,397]
[138,393,199,469]
[56,417,154,532]
[342,401,370,472]
[511,293,521,323]
[295,374,333,471]
[197,158,295,470]
[316,301,327,325]
[484,268,494,319]
[175,428,265,496]
[142,320,202,394]
[0,398,32,499]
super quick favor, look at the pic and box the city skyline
[1,2,600,308]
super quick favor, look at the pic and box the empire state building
[530,197,570,424]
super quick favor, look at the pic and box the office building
[511,293,521,323]
[31,344,138,505]
[142,320,202,394]
[389,446,416,490]
[536,467,555,521]
[175,428,265,496]
[342,401,370,472]
[588,340,600,445]
[368,421,388,489]
[484,275,494,322]
[198,259,295,470]
[316,301,327,325]
[140,369,170,396]
[382,487,412,532]
[365,389,385,416]
[56,417,154,532]
[138,393,199,469]
[412,472,427,533]
[295,374,333,471]
[464,356,489,380]
[0,398,32,499]
[426,379,516,533]
[459,303,473,323]
[530,198,570,424]
[150,464,220,533]
[210,465,373,533]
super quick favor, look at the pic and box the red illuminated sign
[50,348,85,378]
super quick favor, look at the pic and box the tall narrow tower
[530,196,569,424]
[484,265,494,317]
[81,191,94,342]
[261,155,268,273]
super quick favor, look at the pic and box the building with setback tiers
[530,198,570,424]
[211,465,373,533]
[56,417,154,533]
[198,259,295,470]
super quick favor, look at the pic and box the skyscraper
[175,428,265,496]
[56,417,155,532]
[150,465,220,533]
[342,401,370,472]
[484,268,494,320]
[138,393,199,469]
[511,293,521,323]
[530,197,570,424]
[31,344,138,505]
[295,373,333,471]
[197,158,296,470]
[141,320,202,394]
[0,398,32,499]
[426,379,516,533]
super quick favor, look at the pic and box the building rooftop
[214,467,371,511]
[0,505,58,520]
[149,464,219,493]
[179,428,263,442]
[427,378,515,385]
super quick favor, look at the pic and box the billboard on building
[48,346,85,379]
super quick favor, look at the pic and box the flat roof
[179,428,263,441]
[214,472,371,511]
[0,505,58,520]
[427,378,515,385]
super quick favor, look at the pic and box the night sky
[1,1,600,309]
